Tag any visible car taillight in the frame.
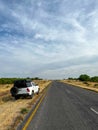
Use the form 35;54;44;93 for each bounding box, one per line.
27;88;30;92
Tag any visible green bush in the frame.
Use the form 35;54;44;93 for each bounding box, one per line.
91;76;98;82
20;108;29;114
78;74;90;81
0;77;43;84
0;78;18;84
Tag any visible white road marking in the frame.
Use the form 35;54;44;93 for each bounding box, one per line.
90;107;98;115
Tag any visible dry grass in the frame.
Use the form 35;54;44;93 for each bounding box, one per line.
61;79;98;92
33;80;51;91
0;84;12;104
0;80;51;130
0;84;12;92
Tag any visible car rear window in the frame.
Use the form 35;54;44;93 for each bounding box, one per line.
14;80;27;88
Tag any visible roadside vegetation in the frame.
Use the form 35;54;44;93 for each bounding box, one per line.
68;74;98;82
1;75;98;129
0;78;51;130
62;74;98;92
0;77;42;84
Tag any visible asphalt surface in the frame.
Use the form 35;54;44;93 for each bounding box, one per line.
22;81;98;130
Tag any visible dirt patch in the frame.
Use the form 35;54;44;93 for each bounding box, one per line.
0;80;51;130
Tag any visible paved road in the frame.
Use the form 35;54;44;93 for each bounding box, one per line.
22;81;98;130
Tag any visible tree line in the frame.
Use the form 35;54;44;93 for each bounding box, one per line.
69;74;98;82
0;77;42;84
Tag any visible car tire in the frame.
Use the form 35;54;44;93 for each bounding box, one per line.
37;88;40;95
15;95;19;100
10;87;18;96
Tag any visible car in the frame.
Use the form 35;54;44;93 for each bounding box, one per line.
10;79;40;99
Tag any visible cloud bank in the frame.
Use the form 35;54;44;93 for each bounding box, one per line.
0;0;98;79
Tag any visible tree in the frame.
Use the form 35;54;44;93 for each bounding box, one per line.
91;76;98;82
78;74;90;81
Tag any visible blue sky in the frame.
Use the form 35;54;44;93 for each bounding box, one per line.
0;0;98;79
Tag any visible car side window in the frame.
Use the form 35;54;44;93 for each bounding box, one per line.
26;82;32;87
32;82;36;86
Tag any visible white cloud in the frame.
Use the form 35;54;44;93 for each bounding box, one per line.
0;0;98;79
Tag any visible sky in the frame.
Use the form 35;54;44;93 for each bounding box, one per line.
0;0;98;79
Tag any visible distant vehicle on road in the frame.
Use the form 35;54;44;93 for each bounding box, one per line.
10;79;40;99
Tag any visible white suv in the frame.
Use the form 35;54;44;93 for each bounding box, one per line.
10;79;40;99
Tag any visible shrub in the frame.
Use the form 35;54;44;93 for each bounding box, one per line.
83;81;90;86
20;108;29;114
78;74;90;81
91;76;98;82
94;84;98;88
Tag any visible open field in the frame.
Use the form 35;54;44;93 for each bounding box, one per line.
61;80;98;92
1;79;98;130
0;80;51;130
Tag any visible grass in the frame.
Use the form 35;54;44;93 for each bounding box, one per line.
2;95;13;102
83;81;90;86
61;79;98;92
20;108;29;114
0;80;51;130
8;115;24;130
94;84;98;88
0;84;12;92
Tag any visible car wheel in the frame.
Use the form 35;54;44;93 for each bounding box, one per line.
37;88;40;95
15;95;19;100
